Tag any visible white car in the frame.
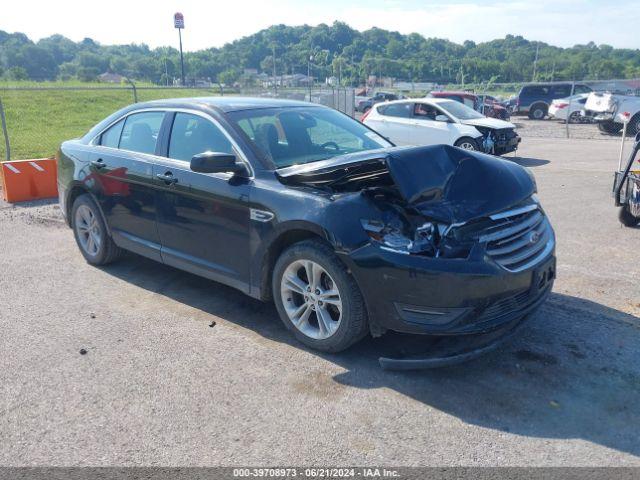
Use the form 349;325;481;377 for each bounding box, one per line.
362;98;521;155
548;93;590;123
584;92;640;135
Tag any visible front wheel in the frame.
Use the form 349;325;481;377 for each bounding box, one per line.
619;206;640;227
272;240;368;352
454;137;480;151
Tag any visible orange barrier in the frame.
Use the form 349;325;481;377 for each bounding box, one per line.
0;158;58;203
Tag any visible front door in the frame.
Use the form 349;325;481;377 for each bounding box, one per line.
153;112;252;292
410;103;455;146
86;110;166;261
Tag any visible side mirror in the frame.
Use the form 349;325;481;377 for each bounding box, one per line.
435;115;450;123
190;152;247;175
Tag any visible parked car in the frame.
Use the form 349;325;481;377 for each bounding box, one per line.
514;83;592;119
584;92;640;135
356;91;400;113
363;98;521;155
548;93;592;123
429;91;510;120
57;97;554;365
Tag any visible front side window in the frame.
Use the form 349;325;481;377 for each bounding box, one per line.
100;119;125;148
413;103;439;120
229;107;392;168
379;103;413;118
168;113;233;161
119;112;165;155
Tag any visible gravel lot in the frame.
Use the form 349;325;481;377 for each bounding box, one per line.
1;120;639;467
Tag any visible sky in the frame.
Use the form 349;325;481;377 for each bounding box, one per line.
2;0;639;51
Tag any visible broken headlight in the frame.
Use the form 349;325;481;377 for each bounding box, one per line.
361;219;439;256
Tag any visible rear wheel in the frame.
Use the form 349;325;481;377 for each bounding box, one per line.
272;240;368;352
454;137;479;151
528;104;547;120
619;206;640;227
569;111;582;123
598;121;623;135
71;194;123;265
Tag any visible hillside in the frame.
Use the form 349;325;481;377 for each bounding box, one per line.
1;22;640;85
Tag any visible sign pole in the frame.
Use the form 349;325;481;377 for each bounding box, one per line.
178;28;185;86
174;12;186;86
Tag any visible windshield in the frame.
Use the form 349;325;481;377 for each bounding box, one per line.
436;100;485;120
227;107;392;168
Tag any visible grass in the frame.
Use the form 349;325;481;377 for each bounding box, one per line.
0;82;223;160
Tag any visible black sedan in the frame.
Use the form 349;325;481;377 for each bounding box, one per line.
57;97;555;364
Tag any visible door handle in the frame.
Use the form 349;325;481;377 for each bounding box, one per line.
157;172;178;185
91;159;106;169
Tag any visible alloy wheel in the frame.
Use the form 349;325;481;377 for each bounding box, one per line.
75;204;102;257
458;141;476;150
280;259;342;340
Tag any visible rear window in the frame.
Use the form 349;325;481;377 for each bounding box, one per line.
378;103;413;118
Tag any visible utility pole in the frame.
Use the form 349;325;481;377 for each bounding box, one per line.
174;12;186;86
308;54;313;101
272;44;278;96
532;43;539;82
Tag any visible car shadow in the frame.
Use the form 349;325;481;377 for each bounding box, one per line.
100;253;640;459
510;156;550;167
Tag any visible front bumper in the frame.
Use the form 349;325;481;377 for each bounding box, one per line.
340;244;555;337
494;135;521;155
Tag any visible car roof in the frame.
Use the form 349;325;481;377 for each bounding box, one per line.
431;91;477;99
130;96;319;113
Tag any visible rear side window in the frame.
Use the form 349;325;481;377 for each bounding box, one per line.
522;86;549;96
551;85;571;97
378;103;413;118
119;112;165;155
168;113;233;161
100;119;125;148
574;85;592;94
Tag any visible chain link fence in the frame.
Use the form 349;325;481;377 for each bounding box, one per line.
0;83;355;161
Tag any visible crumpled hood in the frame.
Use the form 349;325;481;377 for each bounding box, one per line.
462;117;515;129
277;145;535;224
385;145;535;223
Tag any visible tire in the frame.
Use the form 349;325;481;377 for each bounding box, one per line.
598;121;623;135
568;111;582;124
528;104;547;120
454;137;480;151
629;114;640;136
619;206;640;227
71;194;123;265
272;239;368;352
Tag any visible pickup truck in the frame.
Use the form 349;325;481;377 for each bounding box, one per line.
584;92;640;135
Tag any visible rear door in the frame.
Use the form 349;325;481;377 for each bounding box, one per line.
153;111;252;292
370;103;414;145
87;110;166;261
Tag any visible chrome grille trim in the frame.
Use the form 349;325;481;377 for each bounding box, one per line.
458;205;554;273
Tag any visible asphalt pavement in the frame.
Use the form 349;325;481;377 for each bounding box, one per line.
0;129;639;466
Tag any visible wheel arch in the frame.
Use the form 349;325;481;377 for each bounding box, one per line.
256;222;334;302
65;183;111;236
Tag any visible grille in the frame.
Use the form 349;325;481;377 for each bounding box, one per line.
459;205;554;272
476;284;552;324
495;128;517;142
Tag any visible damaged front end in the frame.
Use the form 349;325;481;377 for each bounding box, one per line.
276;145;553;369
277;144;537;259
